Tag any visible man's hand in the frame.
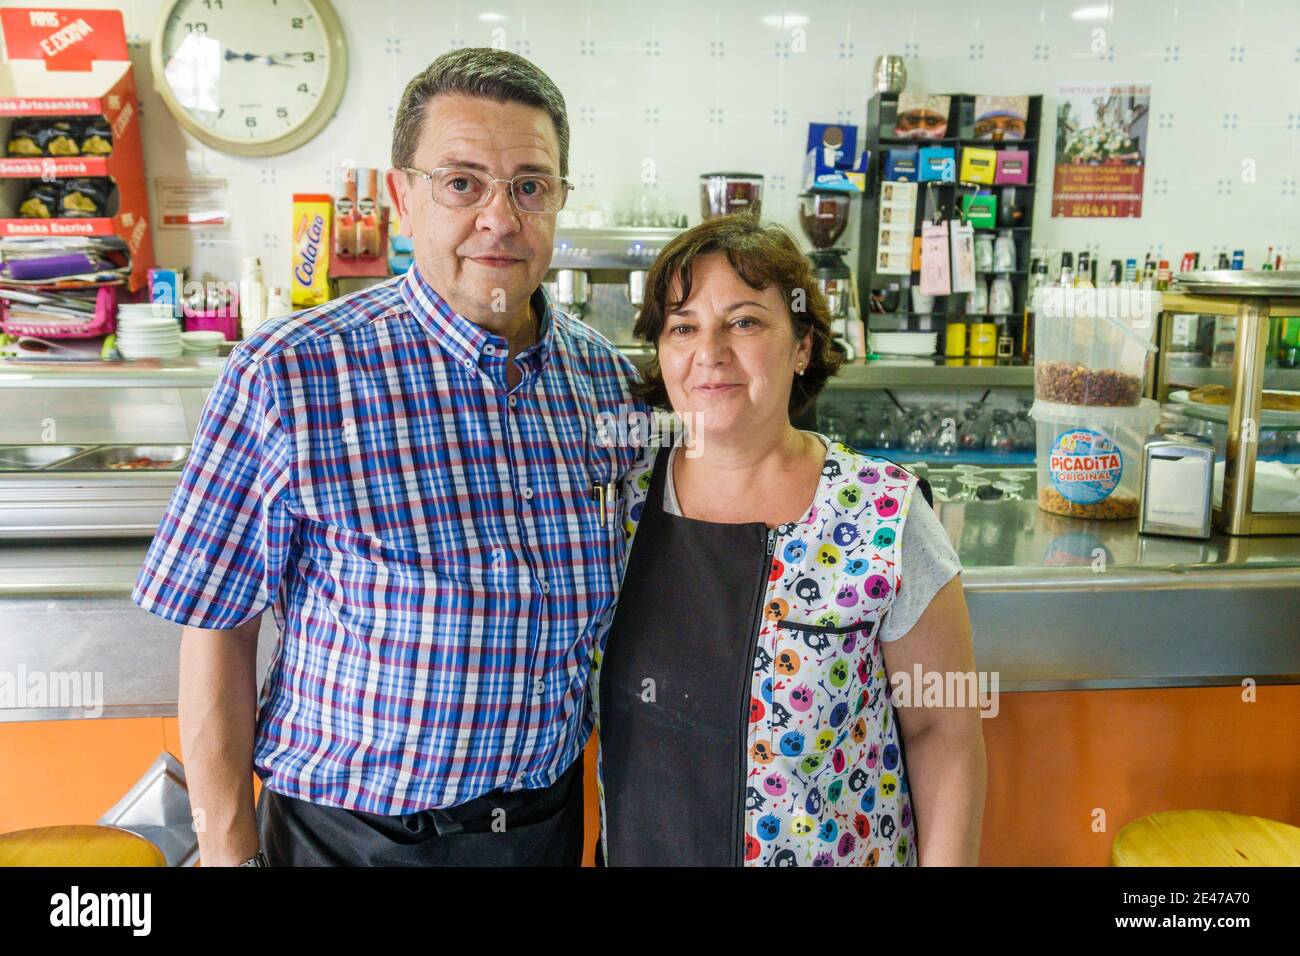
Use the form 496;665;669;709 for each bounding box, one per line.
179;615;262;866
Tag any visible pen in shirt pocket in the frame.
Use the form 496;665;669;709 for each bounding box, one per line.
589;478;616;525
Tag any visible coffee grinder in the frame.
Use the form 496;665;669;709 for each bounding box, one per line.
797;191;860;358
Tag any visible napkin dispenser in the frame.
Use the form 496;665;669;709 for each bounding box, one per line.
1139;435;1214;539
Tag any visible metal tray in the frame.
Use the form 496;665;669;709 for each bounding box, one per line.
1168;389;1300;428
50;444;190;471
1173;270;1300;297
0;444;89;470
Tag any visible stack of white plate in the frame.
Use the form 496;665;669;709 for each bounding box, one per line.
180;330;225;357
116;304;182;359
871;331;938;358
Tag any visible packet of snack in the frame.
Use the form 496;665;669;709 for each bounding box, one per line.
59;177;111;218
40;120;81;156
19;181;61;218
291;193;333;306
79;118;114;156
7;120;43;157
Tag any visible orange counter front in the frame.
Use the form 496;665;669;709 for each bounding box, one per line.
4;683;1298;866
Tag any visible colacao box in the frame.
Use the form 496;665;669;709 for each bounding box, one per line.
292;193;332;306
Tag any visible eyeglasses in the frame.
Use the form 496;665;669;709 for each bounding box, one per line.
403;165;574;215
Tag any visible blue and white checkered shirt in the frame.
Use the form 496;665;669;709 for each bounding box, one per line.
133;265;644;814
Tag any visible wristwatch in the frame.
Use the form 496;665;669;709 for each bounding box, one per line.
238;851;270;867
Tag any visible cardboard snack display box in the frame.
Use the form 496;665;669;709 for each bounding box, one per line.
0;7;154;291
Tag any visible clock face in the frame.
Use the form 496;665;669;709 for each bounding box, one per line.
157;0;341;151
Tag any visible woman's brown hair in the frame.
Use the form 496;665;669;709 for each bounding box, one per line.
631;213;843;415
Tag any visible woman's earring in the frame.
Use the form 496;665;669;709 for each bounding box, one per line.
796;363;806;375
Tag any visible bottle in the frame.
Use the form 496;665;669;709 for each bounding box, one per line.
996;317;1015;363
993;230;1016;272
1021;257;1047;363
1058;251;1075;287
265;286;293;321
1217;252;1230;271
1076;255;1095;289
1156;260;1171;291
1263;245;1274;271
989;274;1014;315
1123;258;1138;286
1106;260;1122;287
238;256;267;339
1075;251;1091;287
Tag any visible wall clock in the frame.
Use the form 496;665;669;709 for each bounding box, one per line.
151;0;348;157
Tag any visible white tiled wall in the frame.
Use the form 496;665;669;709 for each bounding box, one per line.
12;0;1300;285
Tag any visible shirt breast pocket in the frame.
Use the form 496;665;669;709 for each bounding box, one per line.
577;442;625;574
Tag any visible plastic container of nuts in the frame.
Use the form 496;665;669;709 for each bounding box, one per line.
1031;398;1162;519
1033;287;1162;406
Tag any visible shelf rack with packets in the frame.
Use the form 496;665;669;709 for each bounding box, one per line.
856;92;1043;342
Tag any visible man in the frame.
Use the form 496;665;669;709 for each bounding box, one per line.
132;48;644;866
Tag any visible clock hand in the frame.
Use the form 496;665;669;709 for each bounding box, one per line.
222;49;295;67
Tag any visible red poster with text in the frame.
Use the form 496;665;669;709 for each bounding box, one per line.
1051;82;1151;219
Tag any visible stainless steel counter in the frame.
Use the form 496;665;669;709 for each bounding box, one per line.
938;500;1300;690
1;501;1297;722
0;539;279;722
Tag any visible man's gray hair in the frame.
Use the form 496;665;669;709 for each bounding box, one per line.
391;47;570;177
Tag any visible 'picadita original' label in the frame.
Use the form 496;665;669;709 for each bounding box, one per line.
1049;428;1122;504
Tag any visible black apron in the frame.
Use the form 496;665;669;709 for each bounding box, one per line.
256;757;584;866
599;446;775;866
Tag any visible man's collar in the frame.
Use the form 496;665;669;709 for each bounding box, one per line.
399;263;553;374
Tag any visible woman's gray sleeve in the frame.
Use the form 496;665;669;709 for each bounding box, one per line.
878;492;963;642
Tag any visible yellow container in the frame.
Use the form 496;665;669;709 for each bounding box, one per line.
969;321;997;357
944;319;967;357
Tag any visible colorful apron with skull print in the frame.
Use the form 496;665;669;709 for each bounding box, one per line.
593;438;921;866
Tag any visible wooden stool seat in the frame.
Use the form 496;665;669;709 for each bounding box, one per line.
0;825;165;867
1112;810;1300;867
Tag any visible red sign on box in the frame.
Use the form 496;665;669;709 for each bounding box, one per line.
0;8;129;71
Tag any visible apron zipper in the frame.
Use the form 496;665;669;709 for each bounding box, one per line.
735;525;777;866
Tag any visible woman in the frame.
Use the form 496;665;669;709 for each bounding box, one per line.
593;215;986;866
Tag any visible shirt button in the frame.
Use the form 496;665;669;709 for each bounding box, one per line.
516;771;527;786
521;486;534;500
539;578;550;594
508;395;517;407
484;344;496;355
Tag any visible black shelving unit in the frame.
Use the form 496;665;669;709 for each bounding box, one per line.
856;92;1044;353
